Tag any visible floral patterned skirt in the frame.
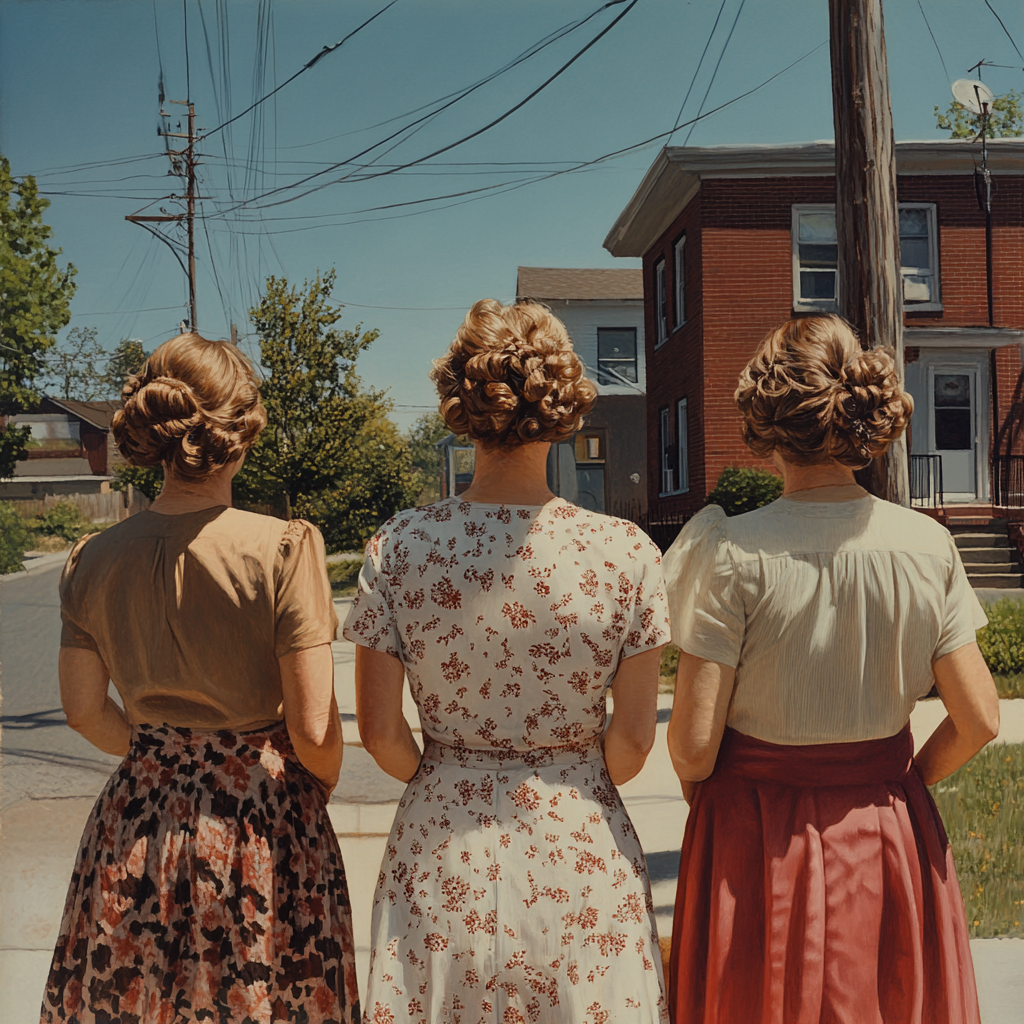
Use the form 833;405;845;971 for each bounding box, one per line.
366;740;668;1024
40;722;360;1024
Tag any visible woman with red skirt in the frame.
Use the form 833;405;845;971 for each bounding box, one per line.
663;315;999;1024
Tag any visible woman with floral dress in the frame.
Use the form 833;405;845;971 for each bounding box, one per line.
42;332;360;1023
345;299;671;1024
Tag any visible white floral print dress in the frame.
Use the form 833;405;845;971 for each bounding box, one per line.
343;497;671;1024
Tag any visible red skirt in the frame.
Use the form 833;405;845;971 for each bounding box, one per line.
40;722;360;1024
668;726;979;1024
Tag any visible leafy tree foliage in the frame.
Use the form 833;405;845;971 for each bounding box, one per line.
237;271;415;548
706;466;783;516
0;156;77;476
935;90;1023;139
40;326;107;400
0;501;31;573
110;464;164;501
406;411;455;505
104;339;149;397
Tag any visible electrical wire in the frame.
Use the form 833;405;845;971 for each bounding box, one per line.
917;0;950;82
204;0;400;139
70;305;183;317
982;0;1024;63
670;0;728;136
681;0;747;146
212;0;640;218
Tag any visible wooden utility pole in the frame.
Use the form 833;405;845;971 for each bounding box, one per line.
126;99;201;333
828;0;909;505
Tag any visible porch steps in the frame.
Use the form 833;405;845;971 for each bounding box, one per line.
948;518;1023;590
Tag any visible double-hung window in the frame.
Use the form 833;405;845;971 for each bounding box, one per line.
792;203;941;311
654;259;668;347
675;398;689;493
673;235;686;329
659;406;675;494
659;401;688;496
596;328;638;386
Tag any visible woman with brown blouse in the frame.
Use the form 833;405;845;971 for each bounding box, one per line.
40;333;360;1024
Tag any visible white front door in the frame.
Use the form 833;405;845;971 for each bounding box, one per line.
927;361;982;501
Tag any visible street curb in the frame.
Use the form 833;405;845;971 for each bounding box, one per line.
0;551;69;585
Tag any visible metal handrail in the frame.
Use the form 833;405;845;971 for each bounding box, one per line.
994;455;1024;508
910;454;943;508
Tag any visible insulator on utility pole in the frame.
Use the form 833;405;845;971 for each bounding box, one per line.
828;0;909;506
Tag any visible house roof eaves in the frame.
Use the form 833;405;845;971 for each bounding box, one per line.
44;396;120;430
604;139;1024;258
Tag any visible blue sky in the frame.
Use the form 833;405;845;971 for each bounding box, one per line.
2;0;1021;427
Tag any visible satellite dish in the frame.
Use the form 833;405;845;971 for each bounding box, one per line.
952;79;995;115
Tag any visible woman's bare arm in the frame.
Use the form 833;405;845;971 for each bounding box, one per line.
667;651;736;799
355;645;421;782
59;647;131;756
915;642;999;786
605;647;663;785
279;643;344;797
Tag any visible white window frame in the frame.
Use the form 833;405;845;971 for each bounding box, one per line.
673;235;686;330
654;259;668;348
659;406;674;495
791;203;943;313
898;203;942;311
596;327;638;387
676;398;689;493
791;204;839;312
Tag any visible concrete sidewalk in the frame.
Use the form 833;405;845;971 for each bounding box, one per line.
2;607;1022;1022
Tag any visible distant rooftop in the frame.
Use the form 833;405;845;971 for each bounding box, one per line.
516;266;643;302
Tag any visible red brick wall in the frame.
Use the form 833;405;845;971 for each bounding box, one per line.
642;172;1024;512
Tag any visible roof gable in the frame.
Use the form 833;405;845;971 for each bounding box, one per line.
516;266;643;301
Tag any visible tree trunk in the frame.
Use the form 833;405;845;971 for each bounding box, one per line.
828;0;909;505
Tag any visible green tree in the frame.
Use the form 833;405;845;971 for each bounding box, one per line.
706;466;783;516
406;411;454;505
0;156;77;476
104;338;148;397
935;89;1023;139
110;464;164;502
40;325;107;400
237;270;415;547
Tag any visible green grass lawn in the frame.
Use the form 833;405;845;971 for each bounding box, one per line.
931;743;1024;938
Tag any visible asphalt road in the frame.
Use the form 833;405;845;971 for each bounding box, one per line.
0;561;404;811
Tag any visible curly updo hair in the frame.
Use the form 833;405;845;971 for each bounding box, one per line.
112;332;267;479
431;299;597;449
735;315;913;468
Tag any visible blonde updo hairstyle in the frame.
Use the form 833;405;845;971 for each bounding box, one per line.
431;299;597;449
112;332;267;479
735;315;913;467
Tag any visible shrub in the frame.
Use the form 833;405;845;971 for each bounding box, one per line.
327;557;364;595
705;467;783;517
978;599;1024;676
36;500;92;543
111;465;163;501
0;502;32;573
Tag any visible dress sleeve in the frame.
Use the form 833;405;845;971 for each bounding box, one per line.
341;522;402;659
621;532;671;658
934;532;989;661
274;519;339;658
59;534;100;652
661;505;744;668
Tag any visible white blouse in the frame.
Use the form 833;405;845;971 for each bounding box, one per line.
663;496;988;745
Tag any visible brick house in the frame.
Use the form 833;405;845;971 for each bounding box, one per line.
604;140;1024;529
516;267;648;514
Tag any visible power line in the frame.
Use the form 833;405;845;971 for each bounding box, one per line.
670;0;728;136
682;0;747;147
982;0;1024;63
70;305;184;317
204;0;400;139
917;0;950;82
214;0;641;218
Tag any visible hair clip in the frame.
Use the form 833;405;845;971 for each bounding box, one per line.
850;418;873;442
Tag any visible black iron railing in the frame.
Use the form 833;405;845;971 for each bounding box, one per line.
910;454;943;508
610;501;693;552
994;455;1024;508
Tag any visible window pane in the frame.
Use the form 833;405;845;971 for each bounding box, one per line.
798;243;838;268
597;328;637;384
935;409;972;450
899;207;929;236
934;373;971;408
900;237;930;270
903;274;932;303
798;212;836;242
800;270;836;299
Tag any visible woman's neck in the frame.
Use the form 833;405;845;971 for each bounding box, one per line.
458;441;555;506
774;454;867;501
149;464;235;515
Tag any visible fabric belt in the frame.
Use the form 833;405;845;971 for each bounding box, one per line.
422;738;604;770
714;724;914;788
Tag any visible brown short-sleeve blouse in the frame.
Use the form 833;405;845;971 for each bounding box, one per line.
59;506;338;730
